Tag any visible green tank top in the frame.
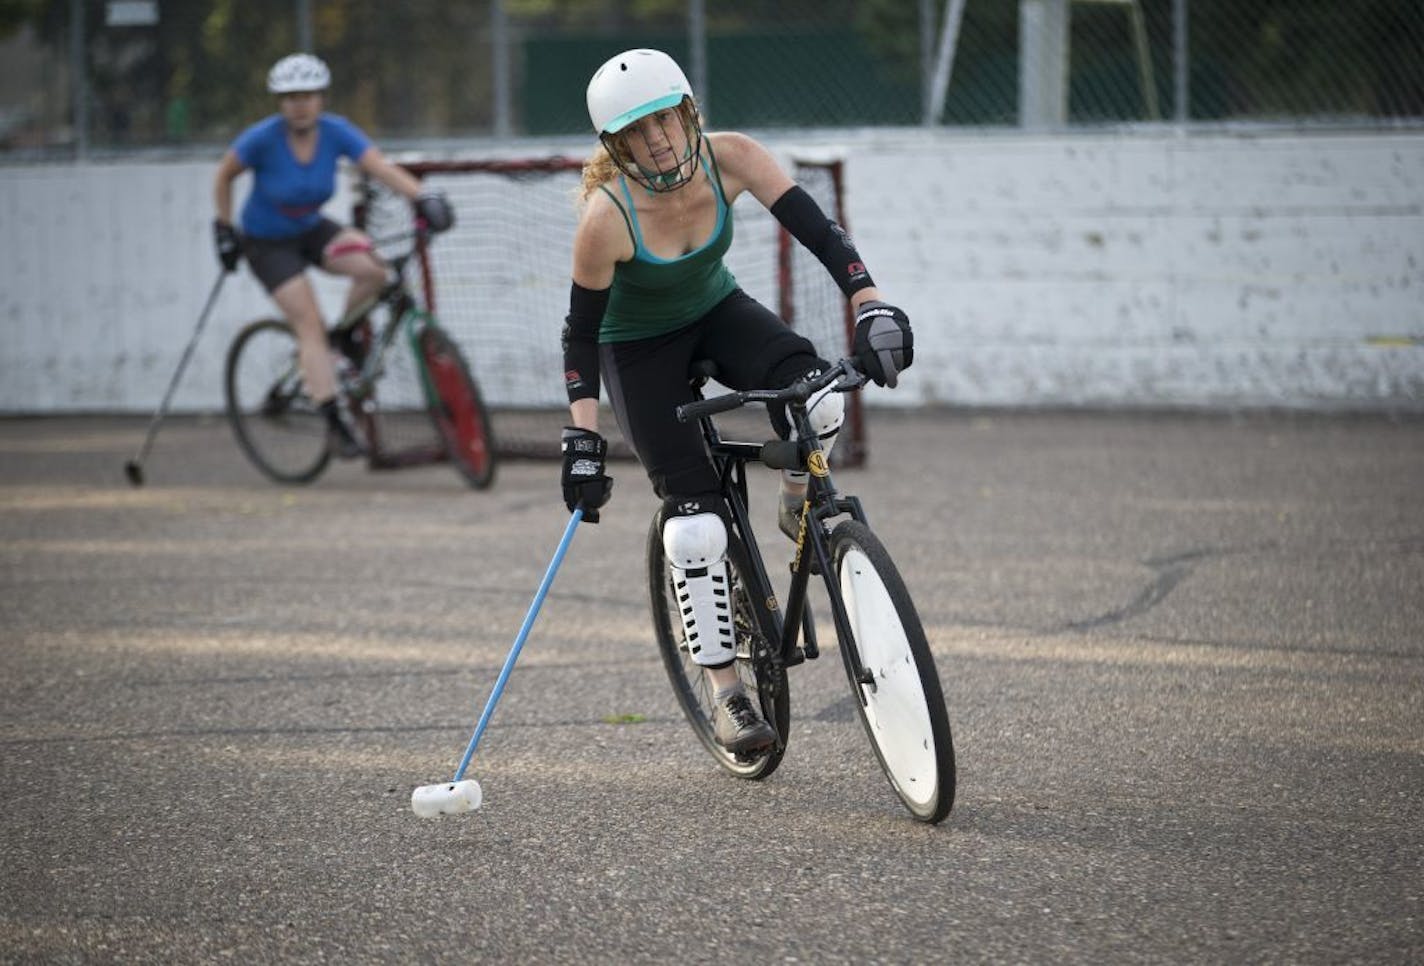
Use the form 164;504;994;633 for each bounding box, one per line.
597;145;738;344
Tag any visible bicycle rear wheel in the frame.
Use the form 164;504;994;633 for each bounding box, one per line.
830;520;955;823
224;318;331;485
415;323;496;489
647;511;790;780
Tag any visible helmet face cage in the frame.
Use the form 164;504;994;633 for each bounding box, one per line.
600;98;704;193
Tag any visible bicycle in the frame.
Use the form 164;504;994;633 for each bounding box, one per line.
223;229;496;488
647;358;956;823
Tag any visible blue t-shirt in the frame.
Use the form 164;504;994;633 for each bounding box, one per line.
232;113;371;239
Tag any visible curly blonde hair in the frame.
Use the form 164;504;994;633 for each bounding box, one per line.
578;144;621;203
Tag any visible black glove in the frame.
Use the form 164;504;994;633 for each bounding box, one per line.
853;300;913;388
414;192;454;233
213;219;242;273
560;427;613;522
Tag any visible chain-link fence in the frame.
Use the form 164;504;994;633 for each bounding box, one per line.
2;0;1422;158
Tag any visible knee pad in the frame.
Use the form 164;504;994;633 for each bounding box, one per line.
782;382;844;485
801;382;845;443
662;507;726;568
322;230;375;260
662;510;735;666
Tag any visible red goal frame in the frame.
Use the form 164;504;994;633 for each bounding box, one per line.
356;155;865;466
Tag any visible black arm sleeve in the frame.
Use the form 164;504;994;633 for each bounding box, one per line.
562;282;610;404
769;185;875;298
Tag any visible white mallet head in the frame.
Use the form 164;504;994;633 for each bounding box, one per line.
411;779;483;818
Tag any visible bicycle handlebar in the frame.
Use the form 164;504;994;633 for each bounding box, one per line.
676;391;747;421
675;358;865;423
373;222;445;282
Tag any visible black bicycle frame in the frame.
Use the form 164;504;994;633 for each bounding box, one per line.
325;237;447;470
330;249;418;388
696;387;872;684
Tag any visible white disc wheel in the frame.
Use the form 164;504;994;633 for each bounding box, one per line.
832;520;955;822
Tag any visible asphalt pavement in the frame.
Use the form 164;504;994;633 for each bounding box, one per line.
1;409;1421;964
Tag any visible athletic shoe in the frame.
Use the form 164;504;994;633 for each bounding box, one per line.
778;497;803;541
713;690;776;754
329;321;369;368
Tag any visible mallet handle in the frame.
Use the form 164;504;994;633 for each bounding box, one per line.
452;507;584;781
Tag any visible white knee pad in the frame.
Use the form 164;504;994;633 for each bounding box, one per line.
662;512;735;666
784;383;845;484
806;382;845;438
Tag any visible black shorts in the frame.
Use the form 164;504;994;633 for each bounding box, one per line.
243;218;344;293
601;289;827;500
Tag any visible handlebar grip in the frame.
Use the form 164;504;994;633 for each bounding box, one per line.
676;392;746;423
758;440;802;471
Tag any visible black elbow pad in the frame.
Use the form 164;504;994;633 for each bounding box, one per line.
770;185;874;297
563;282;609;403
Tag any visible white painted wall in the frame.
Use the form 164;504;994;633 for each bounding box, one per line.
2;128;1421;413
841;129;1424;408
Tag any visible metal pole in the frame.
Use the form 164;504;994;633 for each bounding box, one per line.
919;0;933;126
1128;1;1160;120
689;0;707;119
492;0;511;137
1173;0;1188;124
927;0;969;127
70;0;87;160
1019;0;1069;130
297;0;313;51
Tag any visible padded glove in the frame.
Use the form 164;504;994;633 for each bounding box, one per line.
414;192;455;233
853;300;913;388
560;427;613;522
213;220;242;273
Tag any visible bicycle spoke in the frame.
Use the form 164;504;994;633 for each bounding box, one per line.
224;318;331;485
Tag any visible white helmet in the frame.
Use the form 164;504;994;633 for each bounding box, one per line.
267;53;331;94
586;48;693;134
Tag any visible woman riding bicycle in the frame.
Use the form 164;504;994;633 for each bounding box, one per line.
558;48;914;755
212;52;452;457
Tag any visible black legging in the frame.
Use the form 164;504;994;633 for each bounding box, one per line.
601;289;828;500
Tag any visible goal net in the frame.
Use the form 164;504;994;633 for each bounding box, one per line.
356;155;864;465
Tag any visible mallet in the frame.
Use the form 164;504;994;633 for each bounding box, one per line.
124;272;227;486
412;507;584;817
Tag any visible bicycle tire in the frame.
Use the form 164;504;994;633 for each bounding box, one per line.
415;323;497;489
224;318;331;485
647;510;790;780
830;519;956;823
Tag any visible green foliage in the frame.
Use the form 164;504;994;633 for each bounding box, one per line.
0;0;45;41
4;0;1420;151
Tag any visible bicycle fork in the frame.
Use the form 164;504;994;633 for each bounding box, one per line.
784;462;879;698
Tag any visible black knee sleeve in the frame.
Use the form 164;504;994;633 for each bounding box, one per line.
662;492;730;527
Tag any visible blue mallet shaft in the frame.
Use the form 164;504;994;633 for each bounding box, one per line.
452;507;584;782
